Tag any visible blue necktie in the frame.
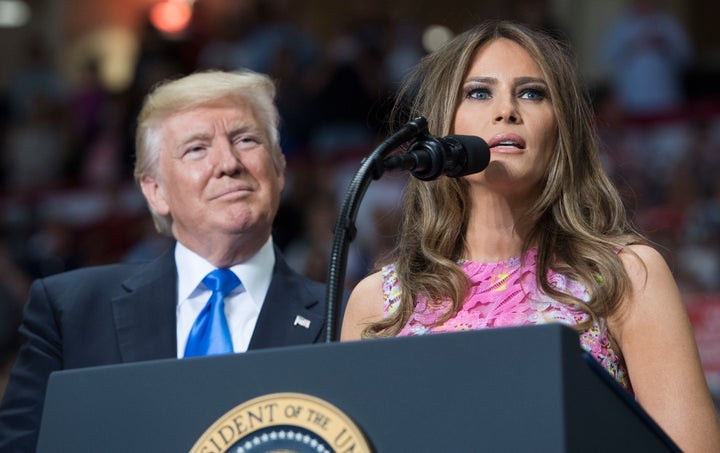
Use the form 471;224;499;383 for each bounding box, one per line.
184;269;241;357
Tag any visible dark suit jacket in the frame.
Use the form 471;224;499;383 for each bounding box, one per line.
0;244;339;452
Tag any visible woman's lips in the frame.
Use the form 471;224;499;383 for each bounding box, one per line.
487;133;526;152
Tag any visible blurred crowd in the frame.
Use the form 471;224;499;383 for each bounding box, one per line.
1;0;720;400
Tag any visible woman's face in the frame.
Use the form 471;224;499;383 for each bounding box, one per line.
454;37;557;197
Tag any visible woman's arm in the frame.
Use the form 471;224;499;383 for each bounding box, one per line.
610;244;720;452
340;271;386;341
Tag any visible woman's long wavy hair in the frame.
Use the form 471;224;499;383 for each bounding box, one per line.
364;20;644;338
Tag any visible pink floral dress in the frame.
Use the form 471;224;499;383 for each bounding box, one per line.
382;248;632;392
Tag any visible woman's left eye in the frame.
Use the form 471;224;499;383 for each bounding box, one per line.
519;88;547;101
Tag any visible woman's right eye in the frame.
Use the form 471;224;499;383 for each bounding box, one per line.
466;87;491;100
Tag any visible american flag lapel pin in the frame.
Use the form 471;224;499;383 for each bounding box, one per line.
293;315;311;329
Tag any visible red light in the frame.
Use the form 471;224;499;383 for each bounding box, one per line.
149;1;192;34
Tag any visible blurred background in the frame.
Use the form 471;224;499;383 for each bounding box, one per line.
1;0;719;406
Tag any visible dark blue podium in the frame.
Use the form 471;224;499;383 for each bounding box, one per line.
37;324;678;452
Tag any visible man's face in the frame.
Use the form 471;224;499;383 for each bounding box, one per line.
141;101;285;251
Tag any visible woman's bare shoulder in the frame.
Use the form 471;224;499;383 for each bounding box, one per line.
340;271;386;341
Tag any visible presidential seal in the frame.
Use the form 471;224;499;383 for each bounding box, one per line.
189;392;373;453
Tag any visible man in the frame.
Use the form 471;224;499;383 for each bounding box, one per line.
598;0;692;116
0;70;338;451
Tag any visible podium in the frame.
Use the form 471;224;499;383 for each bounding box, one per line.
37;324;679;452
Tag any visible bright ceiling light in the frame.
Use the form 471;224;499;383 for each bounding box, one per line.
422;25;454;54
0;0;31;28
149;0;192;35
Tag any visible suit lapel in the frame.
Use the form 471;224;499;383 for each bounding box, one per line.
111;248;178;362
248;248;325;349
109;244;327;357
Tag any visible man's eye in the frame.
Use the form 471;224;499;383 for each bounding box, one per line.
185;145;205;155
235;136;260;148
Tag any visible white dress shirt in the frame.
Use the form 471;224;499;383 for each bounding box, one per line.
175;238;275;357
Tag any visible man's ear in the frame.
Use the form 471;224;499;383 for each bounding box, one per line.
275;152;286;192
140;174;170;216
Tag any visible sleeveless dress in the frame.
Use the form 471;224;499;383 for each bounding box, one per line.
382;248;633;393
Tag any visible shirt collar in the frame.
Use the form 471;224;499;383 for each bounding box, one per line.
175;238;276;306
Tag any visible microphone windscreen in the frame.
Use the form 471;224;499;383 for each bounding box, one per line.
444;134;490;177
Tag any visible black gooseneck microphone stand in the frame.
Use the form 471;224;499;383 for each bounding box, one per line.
323;116;429;342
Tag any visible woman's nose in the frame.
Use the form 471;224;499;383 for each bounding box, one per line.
493;97;521;124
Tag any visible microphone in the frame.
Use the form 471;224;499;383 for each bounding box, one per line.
383;134;491;181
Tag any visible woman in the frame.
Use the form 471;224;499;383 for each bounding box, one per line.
340;20;720;452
